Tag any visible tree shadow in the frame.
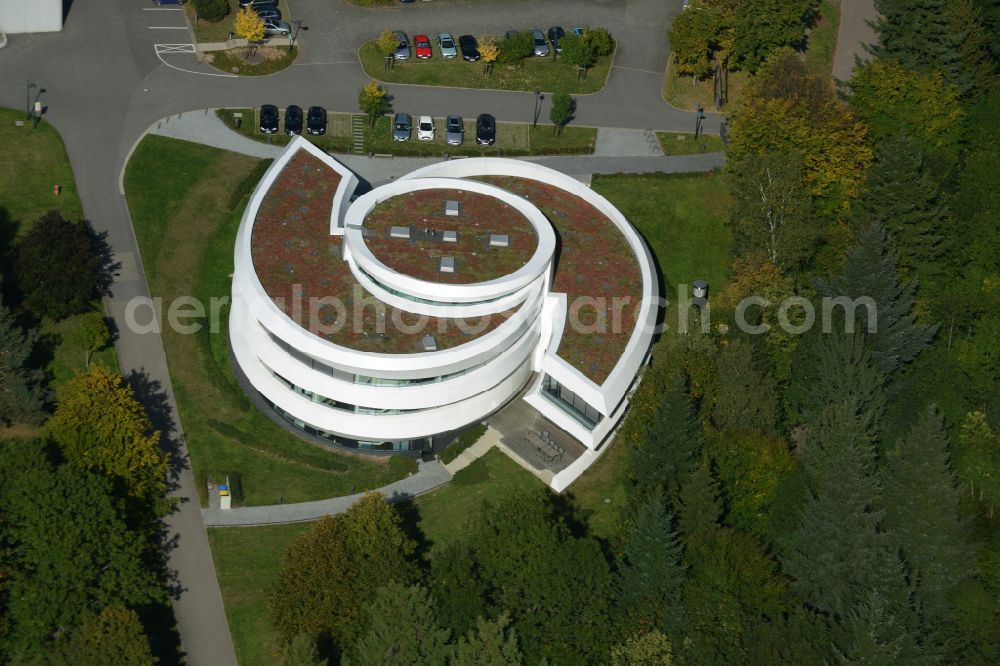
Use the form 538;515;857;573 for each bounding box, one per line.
138;600;185;666
124;368;187;490
87;222;120;298
392;498;432;569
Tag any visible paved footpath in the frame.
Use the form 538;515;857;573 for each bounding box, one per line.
204;460;452;526
833;0;880;82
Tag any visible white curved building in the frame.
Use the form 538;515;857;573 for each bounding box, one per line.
230;137;659;490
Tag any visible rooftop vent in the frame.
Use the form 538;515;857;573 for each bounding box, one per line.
445;200;460;217
390;225;411;239
440;256;455;273
421;335;437;352
442;230;458;243
489;234;510;247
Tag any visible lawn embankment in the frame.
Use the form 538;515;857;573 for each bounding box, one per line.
187;0;292;44
359;41;613;95
805;0;842;81
206;46;298;76
657;131;726;155
123;134;413;507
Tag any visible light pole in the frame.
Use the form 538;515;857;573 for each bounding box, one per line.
290;21;307;52
32;87;47;129
694;102;705;139
533;90;543;127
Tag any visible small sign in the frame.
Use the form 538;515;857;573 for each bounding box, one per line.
33;101;42;116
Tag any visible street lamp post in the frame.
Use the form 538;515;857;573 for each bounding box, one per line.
533;90;543;127
26;80;36;119
695;102;704;139
290;21;307;52
32;87;47;129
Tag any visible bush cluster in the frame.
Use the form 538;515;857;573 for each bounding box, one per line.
194;0;229;22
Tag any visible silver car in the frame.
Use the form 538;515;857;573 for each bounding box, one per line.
437;33;457;59
393;31;410;60
263;19;290;37
445;115;464;145
532;29;549;57
392;113;412;142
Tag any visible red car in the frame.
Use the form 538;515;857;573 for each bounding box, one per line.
414;34;432;59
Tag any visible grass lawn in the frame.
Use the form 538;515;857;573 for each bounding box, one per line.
123;134;413;506
657;131;726;155
208;522;310;666
360;42;613;95
663;64;749;112
805;0;842;81
206;46;298;76
187;0;293;44
592;171;733;294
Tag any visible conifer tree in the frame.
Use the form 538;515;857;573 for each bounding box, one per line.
283;634;327;666
450;613;523;666
883;405;971;619
855;134;950;278
614;489;687;640
711;339;779;434
349;583;451;666
0;292;46;425
677;460;723;537
815;221;936;381
872;0;968;91
628;368;703;500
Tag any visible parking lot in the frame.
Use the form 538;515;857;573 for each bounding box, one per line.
285;0;677;73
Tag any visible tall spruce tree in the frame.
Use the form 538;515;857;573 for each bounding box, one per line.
628;368;703;500
450;613;523;666
0;292;46;425
677;460;724;537
872;0;968;91
883;405;971;619
711;339;780;434
815;221;936;381
348;583;451;666
614;489;687;640
855;133;950;278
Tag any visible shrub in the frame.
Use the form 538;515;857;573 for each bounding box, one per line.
194;0;228;22
439;423;487;464
586;27;615;56
561;33;598;69
497;31;534;65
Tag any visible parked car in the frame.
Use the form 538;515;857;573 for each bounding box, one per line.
263;19;290;37
445;115;464;145
417;116;435;141
153;0;186;5
306;106;327;135
437;33;458;58
254;6;281;21
548;26;566;53
413;34;432;59
284;105;303;135
476;113;496;145
238;0;275;8
531;30;549;57
392;113;412;141
259;104;279;134
459;34;480;61
572;27;586;37
393;31;410;60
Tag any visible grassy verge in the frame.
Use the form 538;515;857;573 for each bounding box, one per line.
663;64;749;112
215;108;354;154
208;523;310;666
206;46;298;76
123;135;413;506
438;423;487;465
360;42;613;95
187;0;292;44
0;107;116;396
657;131;726;155
805;0;842;81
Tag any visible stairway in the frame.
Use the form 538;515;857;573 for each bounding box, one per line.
351;115;365;154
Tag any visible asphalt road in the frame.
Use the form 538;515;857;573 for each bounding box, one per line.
0;0;703;664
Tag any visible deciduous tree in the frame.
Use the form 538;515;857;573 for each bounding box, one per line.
65;309;111;367
61;605;157;666
610;629;673;666
13;211;99;320
49;365;168;504
496;32;533;64
234;5;265;57
358;80;391;129
731;0;816;72
668;0;724;78
560;33;597;70
193;0;228;23
376;30;398;58
548;92;575;136
283;634;327;666
954;411;1000;518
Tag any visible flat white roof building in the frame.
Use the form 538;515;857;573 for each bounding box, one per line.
229;138;659;491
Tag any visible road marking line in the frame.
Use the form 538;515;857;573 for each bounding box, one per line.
149;26;189;29
611;64;664;75
143;7;184;9
154;44;238;77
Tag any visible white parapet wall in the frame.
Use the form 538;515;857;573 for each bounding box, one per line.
0;0;62;34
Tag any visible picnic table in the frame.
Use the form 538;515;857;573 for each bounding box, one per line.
526;431;562;463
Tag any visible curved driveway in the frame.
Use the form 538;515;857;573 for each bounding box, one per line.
0;1;701;664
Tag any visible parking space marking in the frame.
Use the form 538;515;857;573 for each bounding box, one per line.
154;44;238;77
149;26;189;29
143;6;184;9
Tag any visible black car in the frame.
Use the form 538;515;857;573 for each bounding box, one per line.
259;104;279;134
284;105;303;135
306;106;327;135
547;26;566;53
458;35;480;62
476;113;496;145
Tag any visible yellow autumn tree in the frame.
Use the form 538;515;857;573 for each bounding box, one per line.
718;256;799;354
234;5;265;56
50;364;169;503
377;30;398;58
728;48;872;219
478;35;499;76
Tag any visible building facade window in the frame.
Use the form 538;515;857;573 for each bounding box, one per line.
540;374;601;430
